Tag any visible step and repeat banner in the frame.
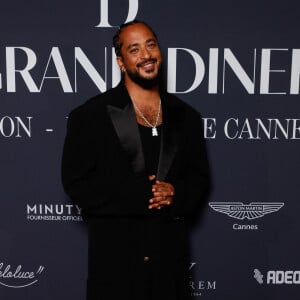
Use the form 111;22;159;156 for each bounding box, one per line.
1;1;299;299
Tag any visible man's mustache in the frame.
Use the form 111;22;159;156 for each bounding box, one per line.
136;58;157;68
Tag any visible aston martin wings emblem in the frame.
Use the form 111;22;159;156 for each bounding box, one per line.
209;202;284;220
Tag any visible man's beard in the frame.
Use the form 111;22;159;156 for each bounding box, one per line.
126;59;162;89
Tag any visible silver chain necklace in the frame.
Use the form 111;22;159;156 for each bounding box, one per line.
132;99;161;136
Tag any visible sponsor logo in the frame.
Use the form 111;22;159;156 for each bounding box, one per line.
209;202;284;220
0;262;44;288
189;262;217;297
254;269;300;285
209;202;284;230
254;269;264;284
26;204;83;222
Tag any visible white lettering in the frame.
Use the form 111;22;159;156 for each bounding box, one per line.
15;117;32;137
0;263;44;281
0;116;14;137
224;118;299;140
112;48;121;87
6;47;39;92
27;205;37;214
260;49;288;94
224;118;239;139
208;48;218;93
0;116;31;138
223;48;256;94
238;119;255;139
290;49;300;94
202;118;216;139
1;47;300;94
233;224;258;230
167;48;205;93
74;47;107;92
39;47;73;92
291;119;300;139
95;0;138;28
207;281;216;290
267;270;300;284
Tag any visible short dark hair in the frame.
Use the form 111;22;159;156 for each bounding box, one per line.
113;20;158;57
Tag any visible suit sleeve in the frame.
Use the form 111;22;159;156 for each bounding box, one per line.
61;106;151;218
169;109;210;219
61;108;111;216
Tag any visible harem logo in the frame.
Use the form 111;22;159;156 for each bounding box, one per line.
209;202;284;220
0;262;44;288
26;204;83;222
189;262;216;297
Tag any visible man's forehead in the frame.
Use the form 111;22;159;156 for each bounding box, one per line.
119;24;157;44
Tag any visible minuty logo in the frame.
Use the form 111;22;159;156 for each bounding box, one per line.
0;262;44;288
26;204;83;222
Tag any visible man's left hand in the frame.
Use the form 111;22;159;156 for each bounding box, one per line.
148;176;175;210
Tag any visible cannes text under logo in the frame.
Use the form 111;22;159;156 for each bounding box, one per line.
209;202;284;220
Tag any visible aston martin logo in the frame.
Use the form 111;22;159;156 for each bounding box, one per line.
209;202;284;220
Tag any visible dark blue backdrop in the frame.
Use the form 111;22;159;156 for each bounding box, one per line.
1;1;300;299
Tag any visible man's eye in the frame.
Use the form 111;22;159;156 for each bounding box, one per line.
130;48;138;54
148;43;156;49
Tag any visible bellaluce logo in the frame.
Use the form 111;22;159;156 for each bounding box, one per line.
0;263;44;288
209;202;284;220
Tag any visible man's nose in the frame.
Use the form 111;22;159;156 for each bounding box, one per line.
140;47;151;59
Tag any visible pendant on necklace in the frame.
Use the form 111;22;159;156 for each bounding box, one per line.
152;127;158;136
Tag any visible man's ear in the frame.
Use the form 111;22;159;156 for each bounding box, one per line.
116;56;125;72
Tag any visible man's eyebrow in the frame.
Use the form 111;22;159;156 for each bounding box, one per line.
146;38;157;43
126;43;139;50
126;38;157;50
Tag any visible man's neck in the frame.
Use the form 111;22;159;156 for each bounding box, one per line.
124;77;160;106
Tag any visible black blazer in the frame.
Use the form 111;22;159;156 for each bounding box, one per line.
61;83;210;300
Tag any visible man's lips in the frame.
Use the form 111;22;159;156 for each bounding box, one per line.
137;58;157;68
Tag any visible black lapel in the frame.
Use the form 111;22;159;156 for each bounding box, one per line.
156;94;184;180
106;85;145;175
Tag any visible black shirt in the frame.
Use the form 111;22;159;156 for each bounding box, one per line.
138;124;162;176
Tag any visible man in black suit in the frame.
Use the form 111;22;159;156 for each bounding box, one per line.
62;20;209;300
